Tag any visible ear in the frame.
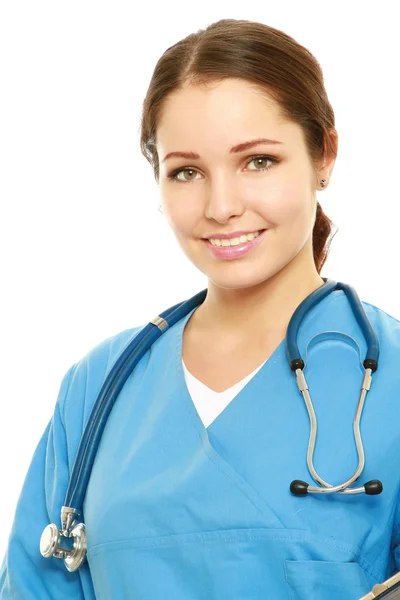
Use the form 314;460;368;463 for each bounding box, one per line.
318;128;338;181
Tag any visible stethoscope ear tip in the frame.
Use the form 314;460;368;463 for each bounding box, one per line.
290;480;309;496
364;480;383;495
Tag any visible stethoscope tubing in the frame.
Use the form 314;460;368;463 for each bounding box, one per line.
65;289;208;512
286;279;379;366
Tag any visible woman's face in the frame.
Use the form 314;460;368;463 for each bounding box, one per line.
156;78;324;290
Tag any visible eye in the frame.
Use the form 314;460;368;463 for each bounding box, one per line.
166;154;280;184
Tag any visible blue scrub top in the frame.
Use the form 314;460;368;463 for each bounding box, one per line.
2;288;400;599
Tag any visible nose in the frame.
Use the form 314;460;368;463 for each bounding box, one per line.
204;176;246;223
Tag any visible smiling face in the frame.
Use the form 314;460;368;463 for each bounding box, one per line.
156;78;326;292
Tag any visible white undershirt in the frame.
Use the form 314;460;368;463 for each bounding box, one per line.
182;358;267;428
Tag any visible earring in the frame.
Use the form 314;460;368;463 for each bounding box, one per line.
320;179;327;188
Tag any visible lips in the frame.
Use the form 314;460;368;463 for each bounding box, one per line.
203;228;268;260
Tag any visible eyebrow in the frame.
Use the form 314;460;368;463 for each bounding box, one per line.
161;137;283;163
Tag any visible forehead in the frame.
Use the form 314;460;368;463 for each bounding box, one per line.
156;78;301;151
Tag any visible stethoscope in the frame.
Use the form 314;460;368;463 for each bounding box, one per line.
39;278;382;572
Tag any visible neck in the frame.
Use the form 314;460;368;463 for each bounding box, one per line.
194;262;325;340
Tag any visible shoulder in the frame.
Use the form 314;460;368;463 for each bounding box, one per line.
323;288;400;360
60;323;146;430
361;297;400;330
358;296;400;352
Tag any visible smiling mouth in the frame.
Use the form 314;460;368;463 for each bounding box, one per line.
202;228;268;260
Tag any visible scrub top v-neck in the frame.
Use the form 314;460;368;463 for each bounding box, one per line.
182;351;267;429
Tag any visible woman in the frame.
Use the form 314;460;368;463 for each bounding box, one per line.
1;18;400;599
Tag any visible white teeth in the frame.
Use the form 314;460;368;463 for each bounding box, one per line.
209;230;262;247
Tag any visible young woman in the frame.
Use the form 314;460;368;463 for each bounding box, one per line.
2;18;400;600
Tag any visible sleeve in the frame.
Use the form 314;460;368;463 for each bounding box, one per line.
390;484;400;576
0;364;96;600
392;522;400;574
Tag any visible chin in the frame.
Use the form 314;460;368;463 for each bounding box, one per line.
209;270;278;290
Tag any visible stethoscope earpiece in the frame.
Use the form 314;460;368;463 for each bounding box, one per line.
290;480;309;496
364;480;383;495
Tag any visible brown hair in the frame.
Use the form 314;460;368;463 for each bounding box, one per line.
139;18;339;274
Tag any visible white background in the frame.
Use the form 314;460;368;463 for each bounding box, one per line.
0;1;399;559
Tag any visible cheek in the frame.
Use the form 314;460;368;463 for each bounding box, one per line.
259;183;311;224
161;190;202;233
163;203;195;237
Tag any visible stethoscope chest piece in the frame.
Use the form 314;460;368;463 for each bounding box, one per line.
40;520;86;572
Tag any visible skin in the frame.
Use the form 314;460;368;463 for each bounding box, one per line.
156;78;337;342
